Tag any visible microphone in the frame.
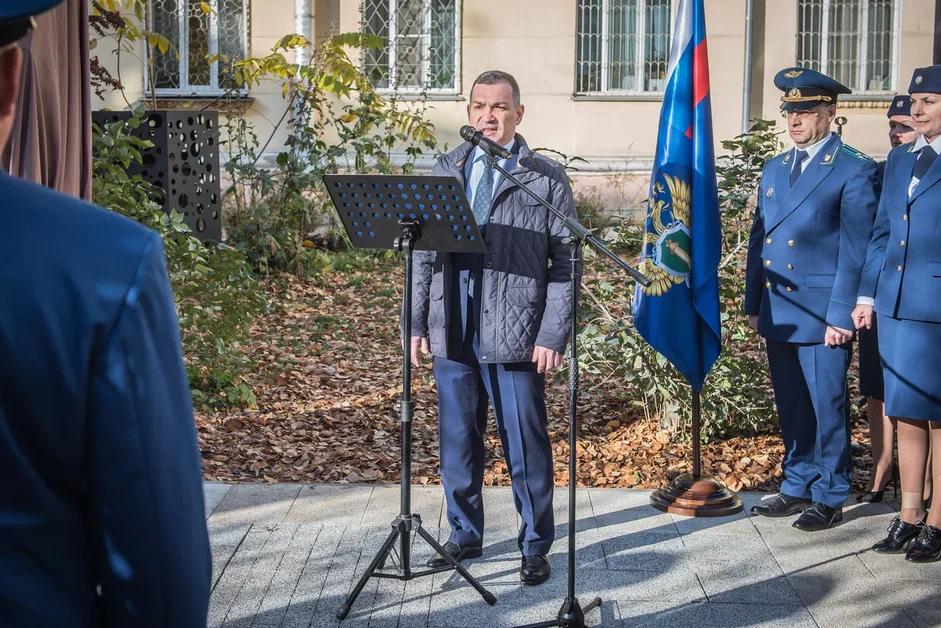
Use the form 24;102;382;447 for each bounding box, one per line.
459;125;513;159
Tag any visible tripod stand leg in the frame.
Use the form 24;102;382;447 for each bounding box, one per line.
582;597;601;614
415;525;497;605
337;526;400;620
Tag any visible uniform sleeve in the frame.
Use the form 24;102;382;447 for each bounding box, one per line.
535;167;580;353
744;184;766;316
86;233;211;628
858;158;892;300
826;158;880;328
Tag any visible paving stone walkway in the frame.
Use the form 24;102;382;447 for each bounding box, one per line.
202;483;941;627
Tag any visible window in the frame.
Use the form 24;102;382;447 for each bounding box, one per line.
575;0;674;96
796;0;898;94
360;0;461;93
147;0;248;96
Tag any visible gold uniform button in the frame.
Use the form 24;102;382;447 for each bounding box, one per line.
766;237;772;244
786;263;794;270
900;240;906;247
787;240;795;247
786;286;793;292
765;281;772;288
764;259;771;267
897;265;903;272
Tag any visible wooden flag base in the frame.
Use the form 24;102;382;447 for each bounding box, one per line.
650;473;743;517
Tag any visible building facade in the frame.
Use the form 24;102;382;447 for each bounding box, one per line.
96;0;937;208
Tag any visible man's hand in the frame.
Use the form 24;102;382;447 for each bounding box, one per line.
407;336;430;367
747;315;758;331
532;346;564;374
824;325;854;347
851;304;875;330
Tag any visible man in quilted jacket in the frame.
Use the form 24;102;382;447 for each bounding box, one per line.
409;69;580;586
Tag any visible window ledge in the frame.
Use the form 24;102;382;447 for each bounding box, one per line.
572;94;664;102
142;95;255;114
838;94;895;109
375;91;465;102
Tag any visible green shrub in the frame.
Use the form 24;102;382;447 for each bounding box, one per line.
577;120;785;441
222;33;437;277
92;108;266;408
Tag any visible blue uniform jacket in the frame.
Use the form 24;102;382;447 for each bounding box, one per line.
859;142;941;322
745;133;880;342
0;172;211;626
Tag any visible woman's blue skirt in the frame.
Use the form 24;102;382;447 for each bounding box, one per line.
878;313;941;421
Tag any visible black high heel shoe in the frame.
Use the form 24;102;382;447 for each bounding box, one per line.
905;524;941;563
857;463;900;503
872;515;923;553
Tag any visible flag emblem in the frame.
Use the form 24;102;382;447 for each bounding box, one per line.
641;174;692;295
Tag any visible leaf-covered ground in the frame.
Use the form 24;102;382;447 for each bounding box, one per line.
196;257;879;493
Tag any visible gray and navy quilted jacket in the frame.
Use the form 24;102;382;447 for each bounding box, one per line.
408;135;581;363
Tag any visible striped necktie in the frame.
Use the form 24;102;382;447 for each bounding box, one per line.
471;156;494;227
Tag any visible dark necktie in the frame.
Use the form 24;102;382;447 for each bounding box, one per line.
913;145;938;180
790;149;808;187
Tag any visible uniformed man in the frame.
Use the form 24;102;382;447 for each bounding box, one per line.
745;67;880;531
0;2;212;625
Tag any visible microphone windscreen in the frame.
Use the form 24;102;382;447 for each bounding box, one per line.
459;125;478;142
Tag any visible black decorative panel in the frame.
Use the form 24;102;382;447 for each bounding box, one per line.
93;109;222;242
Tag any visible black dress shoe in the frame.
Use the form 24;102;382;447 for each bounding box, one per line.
426;541;482;568
520;554;550;585
872;516;923;553
905;524;941;563
751;493;811;518
792;503;842;531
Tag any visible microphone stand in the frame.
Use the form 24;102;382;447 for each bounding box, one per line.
485;153;650;628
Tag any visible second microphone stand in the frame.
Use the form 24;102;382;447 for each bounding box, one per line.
485;154;650;628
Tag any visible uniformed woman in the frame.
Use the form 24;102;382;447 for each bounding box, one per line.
853;66;941;562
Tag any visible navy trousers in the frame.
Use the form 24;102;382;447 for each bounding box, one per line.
433;345;554;556
432;252;554;556
766;340;853;508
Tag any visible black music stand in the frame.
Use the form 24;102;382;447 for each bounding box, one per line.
323;174;497;621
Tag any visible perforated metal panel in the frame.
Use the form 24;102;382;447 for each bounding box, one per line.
93;110;222;242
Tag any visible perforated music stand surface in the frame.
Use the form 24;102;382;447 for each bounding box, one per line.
323;174;487;254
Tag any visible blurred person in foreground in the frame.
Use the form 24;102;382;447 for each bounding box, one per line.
0;1;212;625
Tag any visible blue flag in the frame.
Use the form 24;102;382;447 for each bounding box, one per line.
633;0;721;392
